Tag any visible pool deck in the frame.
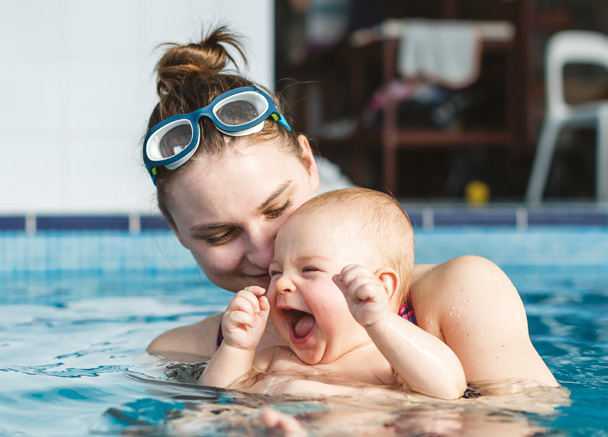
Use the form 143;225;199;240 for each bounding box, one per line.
1;200;607;233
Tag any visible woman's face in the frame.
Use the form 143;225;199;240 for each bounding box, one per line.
167;135;319;292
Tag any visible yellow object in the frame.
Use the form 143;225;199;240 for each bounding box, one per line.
465;180;490;206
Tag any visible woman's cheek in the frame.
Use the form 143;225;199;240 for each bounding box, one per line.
192;243;240;278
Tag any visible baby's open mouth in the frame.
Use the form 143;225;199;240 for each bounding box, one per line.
282;309;316;341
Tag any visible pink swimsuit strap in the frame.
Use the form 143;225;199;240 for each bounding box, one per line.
398;291;417;325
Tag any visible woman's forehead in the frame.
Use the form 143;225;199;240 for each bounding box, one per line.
168;146;304;224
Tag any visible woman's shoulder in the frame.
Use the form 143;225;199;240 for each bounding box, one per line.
412;255;506;296
147;312;224;361
410;256;519;320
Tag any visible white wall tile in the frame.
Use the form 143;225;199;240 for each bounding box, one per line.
65;135;155;213
0;0;274;214
0;0;67;58
0;137;67;212
65;58;148;134
0;59;66;133
65;0;142;57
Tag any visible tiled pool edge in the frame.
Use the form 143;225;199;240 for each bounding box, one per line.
1;207;607;233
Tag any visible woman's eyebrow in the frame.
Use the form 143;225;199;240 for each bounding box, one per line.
189;221;237;233
187;181;293;233
257;180;292;212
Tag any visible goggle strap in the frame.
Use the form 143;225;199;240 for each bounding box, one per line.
273;112;292;131
151;167;158;186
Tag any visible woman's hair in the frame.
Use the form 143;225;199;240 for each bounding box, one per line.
292;188;415;308
145;26;303;226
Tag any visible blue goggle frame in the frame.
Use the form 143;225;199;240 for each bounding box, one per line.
143;86;291;183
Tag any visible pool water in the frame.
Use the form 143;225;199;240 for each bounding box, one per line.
0;229;607;436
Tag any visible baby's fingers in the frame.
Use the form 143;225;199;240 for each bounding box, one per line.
232;289;264;313
225;310;255;328
259;295;270;313
242;286;266;296
337;264;375;286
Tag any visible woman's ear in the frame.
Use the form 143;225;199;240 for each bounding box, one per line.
297;135;319;193
374;267;400;305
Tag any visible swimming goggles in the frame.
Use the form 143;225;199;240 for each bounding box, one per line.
143;86;291;183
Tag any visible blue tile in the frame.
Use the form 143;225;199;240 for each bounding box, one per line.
528;212;608;226
0;216;26;231
140;215;170;230
37;216;129;231
434;210;517;226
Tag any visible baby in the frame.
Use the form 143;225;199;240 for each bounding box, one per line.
200;188;466;400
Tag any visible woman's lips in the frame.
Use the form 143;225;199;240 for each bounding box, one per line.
245;273;271;287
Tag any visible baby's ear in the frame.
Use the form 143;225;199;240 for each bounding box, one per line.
374;268;400;304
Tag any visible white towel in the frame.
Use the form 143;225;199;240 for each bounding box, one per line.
394;20;482;88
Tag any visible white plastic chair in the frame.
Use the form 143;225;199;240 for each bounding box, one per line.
526;30;608;204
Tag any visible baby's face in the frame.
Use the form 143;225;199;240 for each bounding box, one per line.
267;211;372;365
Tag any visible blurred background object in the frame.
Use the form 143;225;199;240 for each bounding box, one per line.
525;30;608;204
276;0;608;202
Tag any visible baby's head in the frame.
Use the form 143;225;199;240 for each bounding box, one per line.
276;187;414;307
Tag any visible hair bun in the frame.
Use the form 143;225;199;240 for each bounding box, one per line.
155;26;247;96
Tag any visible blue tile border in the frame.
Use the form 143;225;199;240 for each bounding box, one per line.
527;211;608;226
36;215;130;231
0;216;26;231
140;215;170;230
0;207;607;233
433;210;517;227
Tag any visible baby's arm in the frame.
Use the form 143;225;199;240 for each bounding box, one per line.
336;265;466;400
200;286;269;388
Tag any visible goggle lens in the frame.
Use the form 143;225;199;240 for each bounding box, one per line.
147;120;193;160
213;91;268;127
159;123;193;158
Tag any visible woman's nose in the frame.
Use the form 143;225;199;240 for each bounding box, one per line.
245;223;280;268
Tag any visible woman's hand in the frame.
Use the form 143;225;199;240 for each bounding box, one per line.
222;286;269;350
334;264;392;328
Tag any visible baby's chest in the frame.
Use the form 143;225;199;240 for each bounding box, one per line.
270;349;396;386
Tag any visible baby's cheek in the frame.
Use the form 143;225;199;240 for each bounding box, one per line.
265;284;278;312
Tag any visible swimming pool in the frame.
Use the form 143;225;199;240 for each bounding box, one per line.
0;225;607;436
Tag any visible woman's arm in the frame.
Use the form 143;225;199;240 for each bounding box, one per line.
413;255;558;386
147;311;224;361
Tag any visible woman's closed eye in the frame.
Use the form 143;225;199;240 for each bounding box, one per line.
203;228;236;245
265;200;293;219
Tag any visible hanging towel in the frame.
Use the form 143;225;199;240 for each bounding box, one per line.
389;19;483;89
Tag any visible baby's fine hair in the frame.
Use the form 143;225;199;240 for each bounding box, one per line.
294;188;415;306
145;26;303;226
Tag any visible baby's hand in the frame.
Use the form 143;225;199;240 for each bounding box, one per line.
222;286;269;350
334;264;392;328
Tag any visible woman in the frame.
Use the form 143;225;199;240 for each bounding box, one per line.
144;27;557;387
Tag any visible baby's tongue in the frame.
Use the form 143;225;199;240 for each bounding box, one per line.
294;314;316;338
